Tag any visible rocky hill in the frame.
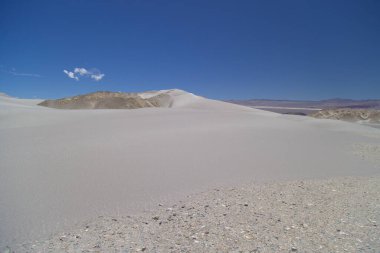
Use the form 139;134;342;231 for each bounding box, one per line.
310;109;380;124
227;98;380;110
38;90;176;109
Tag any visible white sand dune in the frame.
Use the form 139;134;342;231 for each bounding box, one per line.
0;90;379;248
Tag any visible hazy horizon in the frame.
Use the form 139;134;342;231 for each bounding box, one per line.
2;89;380;102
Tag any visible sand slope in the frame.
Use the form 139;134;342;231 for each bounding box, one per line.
0;90;379;248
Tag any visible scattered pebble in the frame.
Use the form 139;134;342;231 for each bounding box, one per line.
10;176;380;253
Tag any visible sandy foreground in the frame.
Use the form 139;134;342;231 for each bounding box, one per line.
1;90;380;251
13;176;380;253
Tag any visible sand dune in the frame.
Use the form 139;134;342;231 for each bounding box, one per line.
0;90;380;249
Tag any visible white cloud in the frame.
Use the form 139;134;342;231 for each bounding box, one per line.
74;68;89;76
91;73;105;81
63;70;79;80
63;67;104;81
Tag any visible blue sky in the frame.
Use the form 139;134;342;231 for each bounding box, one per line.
0;0;379;100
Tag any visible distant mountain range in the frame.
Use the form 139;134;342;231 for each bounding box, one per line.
226;98;380;110
227;98;380;127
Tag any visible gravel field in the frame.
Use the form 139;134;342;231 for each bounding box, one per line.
11;176;380;253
